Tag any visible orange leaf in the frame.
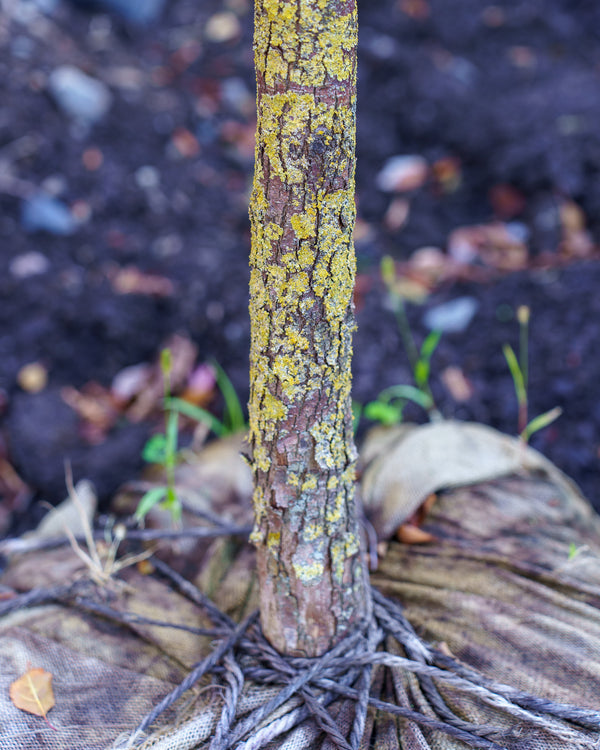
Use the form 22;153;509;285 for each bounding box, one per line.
10;667;55;721
397;523;436;545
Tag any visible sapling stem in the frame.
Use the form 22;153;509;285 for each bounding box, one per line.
381;256;420;372
503;306;561;442
160;349;180;522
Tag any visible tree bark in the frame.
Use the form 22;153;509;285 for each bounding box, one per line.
249;0;370;656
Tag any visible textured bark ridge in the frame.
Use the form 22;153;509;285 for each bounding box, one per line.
248;0;370;656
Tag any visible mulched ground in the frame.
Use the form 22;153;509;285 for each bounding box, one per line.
1;0;599;535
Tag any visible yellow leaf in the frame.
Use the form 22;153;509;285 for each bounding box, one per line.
9;667;55;721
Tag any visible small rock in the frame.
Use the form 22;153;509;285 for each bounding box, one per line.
134;165;160;189
21;194;76;235
17;362;48;393
82;147;104;171
151;233;182;258
221;77;253;115
424;296;479;333
48;65;112;124
9;251;50;278
40;174;68;196
71;199;93;224
205;12;241;43
376;155;428;193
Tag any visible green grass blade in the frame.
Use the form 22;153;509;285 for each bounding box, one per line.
135;486;167;521
521;406;562;442
213;361;246;432
503;343;526;406
377;384;433;411
415;330;441;389
364;400;403;426
166;397;226;437
165;408;179;460
160;348;172;400
351;400;362;434
421;329;442;361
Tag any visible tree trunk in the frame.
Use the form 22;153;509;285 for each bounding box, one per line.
248;0;370;656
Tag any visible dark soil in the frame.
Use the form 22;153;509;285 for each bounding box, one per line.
1;0;599;534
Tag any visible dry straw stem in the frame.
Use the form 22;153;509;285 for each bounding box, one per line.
62;464;154;587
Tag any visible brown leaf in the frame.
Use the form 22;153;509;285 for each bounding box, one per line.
384;197;410;231
441;365;473;403
10;667;55;721
432;156;461;194
109;265;175;297
399;0;430;20
447;222;528;270
61;383;119;440
397;523;436;545
170;127;200;158
376;154;428;193
489;184;526;219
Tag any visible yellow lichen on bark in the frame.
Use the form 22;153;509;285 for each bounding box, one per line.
256;0;357;87
249;0;369;656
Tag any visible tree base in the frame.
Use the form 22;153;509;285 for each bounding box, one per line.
1;429;600;748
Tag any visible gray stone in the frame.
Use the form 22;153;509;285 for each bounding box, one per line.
424;296;479;333
48;65;112;124
21;194;76;235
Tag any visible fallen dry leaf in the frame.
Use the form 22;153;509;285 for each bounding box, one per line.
170;127;200;158
125;334;198;422
10;667;55;724
400;0;430;20
376;154;428;193
61;383;119;441
559;200;594;259
360;421;563;540
110;265;175;297
384;197;410;231
441;365;474;403
489;184;526;219
432;156;462;194
397;523;436;545
179;362;217;407
447;222;528;271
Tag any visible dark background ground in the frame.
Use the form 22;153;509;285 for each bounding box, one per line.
1;0;599;534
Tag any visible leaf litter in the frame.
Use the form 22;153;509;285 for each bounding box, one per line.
9;667;56;729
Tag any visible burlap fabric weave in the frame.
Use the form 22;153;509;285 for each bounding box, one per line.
0;424;599;749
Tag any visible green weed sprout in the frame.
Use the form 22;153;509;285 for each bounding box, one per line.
136;348;181;524
380;255;421;372
503;305;562;442
135;353;245;524
364;331;442;426
363;256;442;426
